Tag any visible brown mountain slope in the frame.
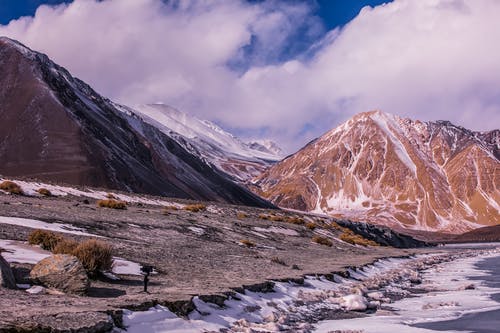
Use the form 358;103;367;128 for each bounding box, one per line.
254;111;499;233
0;37;272;207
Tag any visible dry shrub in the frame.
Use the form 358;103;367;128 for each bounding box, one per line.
97;199;127;210
37;188;52;196
269;215;285;222
312;235;333;247
340;231;379;247
285;216;305;225
258;214;269;220
271;257;287;266
164;205;178;211
0;181;23;195
237;212;248;219
306;222;317;230
240;239;256;248
184;204;206;212
106;193;117;199
28;230;63;251
52;238;79;254
27;230;114;277
73;239;113;277
329;222;342;230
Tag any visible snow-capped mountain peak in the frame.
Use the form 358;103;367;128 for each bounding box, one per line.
128;103;283;181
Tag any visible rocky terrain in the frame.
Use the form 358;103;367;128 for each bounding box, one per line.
0;179;435;332
254;111;499;233
0;37;269;207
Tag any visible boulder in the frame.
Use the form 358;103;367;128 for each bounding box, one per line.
30;254;89;295
0;253;16;289
339;294;368;311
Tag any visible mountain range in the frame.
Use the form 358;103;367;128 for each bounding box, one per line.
1;36;498;234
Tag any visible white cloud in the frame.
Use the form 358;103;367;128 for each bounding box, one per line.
1;0;499;152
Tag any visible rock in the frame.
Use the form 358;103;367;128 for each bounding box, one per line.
366;291;384;300
339;294;368;311
0;253;16;289
30;254;90;295
26;285;46;294
367;300;381;309
460;283;476;290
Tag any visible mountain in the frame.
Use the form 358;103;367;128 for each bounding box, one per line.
127;103;283;182
0;37;272;207
247;140;283;156
254;111;499;233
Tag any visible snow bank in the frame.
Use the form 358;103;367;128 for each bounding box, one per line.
112;258;143;276
253;226;299;236
0;216;96;236
0;239;51;264
0;177;181;208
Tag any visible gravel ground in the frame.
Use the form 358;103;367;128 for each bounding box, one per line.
0;191;438;332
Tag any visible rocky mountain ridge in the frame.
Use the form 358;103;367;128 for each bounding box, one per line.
254;111;499;233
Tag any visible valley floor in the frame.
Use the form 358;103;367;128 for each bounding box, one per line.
0;188;455;331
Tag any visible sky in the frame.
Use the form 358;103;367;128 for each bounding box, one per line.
0;0;499;152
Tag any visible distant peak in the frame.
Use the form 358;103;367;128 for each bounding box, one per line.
354;110;398;121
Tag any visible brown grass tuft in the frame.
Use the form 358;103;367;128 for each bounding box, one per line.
0;181;24;195
37;188;52;196
72;239;113;277
312;235;333;247
97;199;127;210
306;222;317;230
28;230;114;277
52;238;79;254
106;193;117;199
237;212;248;219
339;231;379;247
240;239;256;248
329;222;342;230
184;204;206;212
269;215;285;222
285;216;305;225
28;230;63;251
258;214;269;220
164;205;178;211
270;256;287;266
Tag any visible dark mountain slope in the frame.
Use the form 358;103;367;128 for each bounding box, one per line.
0;37;272;207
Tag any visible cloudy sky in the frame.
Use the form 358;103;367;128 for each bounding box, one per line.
1;0;499;152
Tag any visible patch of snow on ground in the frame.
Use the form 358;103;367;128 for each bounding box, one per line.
0;178;181;208
0;216;97;236
0;239;50;264
253;226;299;236
187;227;205;236
112;258;143;276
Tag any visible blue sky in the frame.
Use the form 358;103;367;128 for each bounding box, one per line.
0;0;498;151
0;0;390;29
